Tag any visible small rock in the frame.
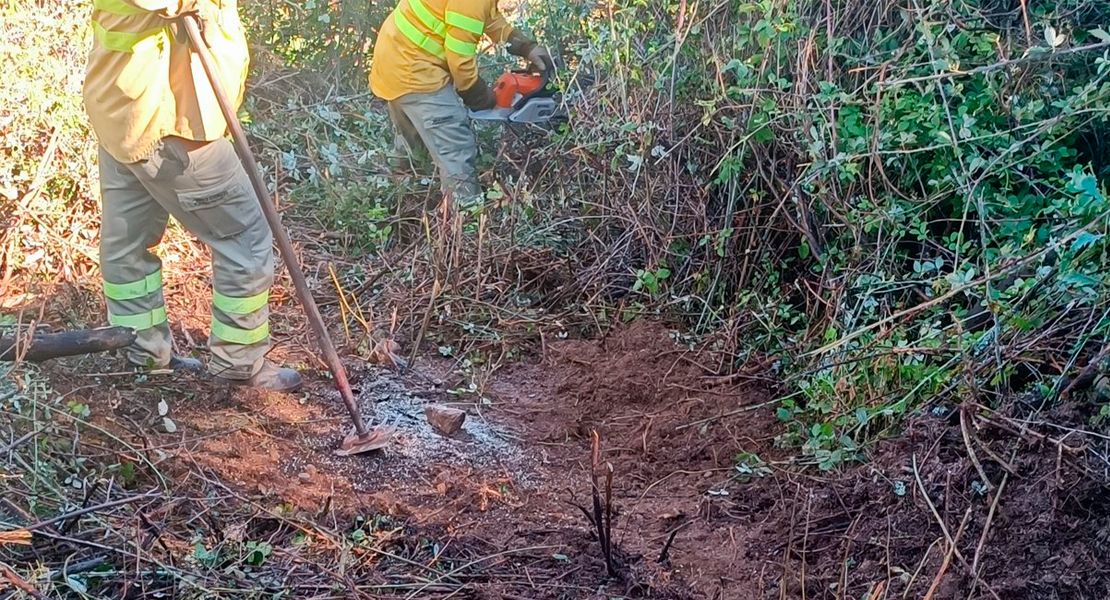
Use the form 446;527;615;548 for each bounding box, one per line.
425;405;466;436
298;472;312;483
305;464;318;477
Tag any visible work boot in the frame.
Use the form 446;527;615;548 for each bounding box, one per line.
214;361;302;392
130;355;204;375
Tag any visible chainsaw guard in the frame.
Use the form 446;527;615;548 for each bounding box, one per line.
507;98;562;124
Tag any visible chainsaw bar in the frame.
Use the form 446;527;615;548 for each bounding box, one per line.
468;98;567;124
468;106;516;121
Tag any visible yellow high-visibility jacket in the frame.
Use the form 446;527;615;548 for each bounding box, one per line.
369;0;521;101
83;0;249;164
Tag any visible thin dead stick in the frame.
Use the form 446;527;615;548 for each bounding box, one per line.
974;411;1085;454
1019;0;1032;43
408;278;441;366
0;428;41;455
903;538;941;598
960;406;993;492
913;455;1005;600
975;441;1019;477
923;505;973;600
327;263;352;343
23;490;159;532
0;563;47;600
912;455;968;566
475;212;486;304
969;450;1017;584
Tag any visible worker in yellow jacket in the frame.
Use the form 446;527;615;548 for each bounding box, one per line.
370;0;551;206
84;0;301;391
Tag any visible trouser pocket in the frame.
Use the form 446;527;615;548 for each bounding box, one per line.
178;181;251;240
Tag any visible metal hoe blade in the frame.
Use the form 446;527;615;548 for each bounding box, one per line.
336;426;395;456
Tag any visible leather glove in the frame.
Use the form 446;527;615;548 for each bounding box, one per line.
458;78;497;111
507;31;554;75
526;45;554;75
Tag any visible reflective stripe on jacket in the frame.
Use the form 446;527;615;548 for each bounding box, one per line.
84;0;250;164
369;0;517;101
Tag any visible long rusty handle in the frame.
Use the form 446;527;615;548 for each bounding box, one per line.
181;16;369;438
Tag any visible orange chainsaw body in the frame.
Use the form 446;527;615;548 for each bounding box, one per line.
493;72;547;109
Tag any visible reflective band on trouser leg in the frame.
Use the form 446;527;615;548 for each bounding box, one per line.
213;290;269;315
393;10;445;58
407;0;446;36
108;306;168;331
103;270;162;301
445;35;478;56
92;20;171;53
93;0;147;16
445;11;484;35
211;318;269;346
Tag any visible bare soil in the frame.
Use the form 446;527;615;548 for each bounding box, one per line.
16;317;1110;599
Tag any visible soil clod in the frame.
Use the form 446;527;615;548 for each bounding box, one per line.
425;404;467;435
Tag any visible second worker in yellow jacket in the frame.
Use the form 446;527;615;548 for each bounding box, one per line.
369;0;551;207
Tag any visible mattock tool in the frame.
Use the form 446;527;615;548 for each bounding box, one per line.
180;14;392;456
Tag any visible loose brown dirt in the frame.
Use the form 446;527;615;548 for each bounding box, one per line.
18;315;1110;599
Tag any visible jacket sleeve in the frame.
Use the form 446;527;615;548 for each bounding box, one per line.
483;6;516;44
443;0;489;93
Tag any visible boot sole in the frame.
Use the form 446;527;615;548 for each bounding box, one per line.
214;378;304;393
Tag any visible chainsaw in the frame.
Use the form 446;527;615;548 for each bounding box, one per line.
468;70;566;124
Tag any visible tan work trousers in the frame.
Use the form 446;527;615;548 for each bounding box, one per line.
98;137;273;379
387;85;483;204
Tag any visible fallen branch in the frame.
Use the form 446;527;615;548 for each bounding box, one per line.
0;327;136;362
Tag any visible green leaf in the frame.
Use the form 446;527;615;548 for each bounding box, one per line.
1080;174;1101;198
65;576;88;594
246;541;273;566
1071;231;1103;253
1091;28;1110;43
163;417;177;433
194;542;219;565
157;399;169;417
